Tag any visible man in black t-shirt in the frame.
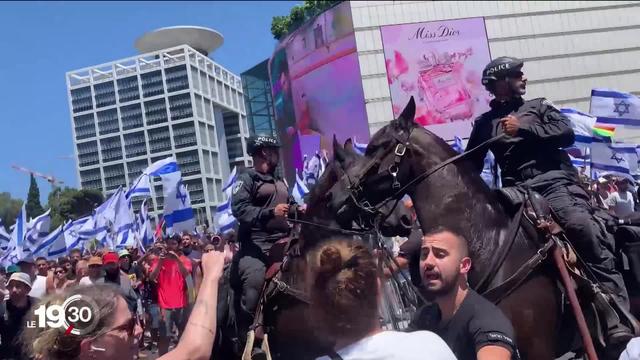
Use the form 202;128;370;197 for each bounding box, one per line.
0;272;36;360
406;227;519;360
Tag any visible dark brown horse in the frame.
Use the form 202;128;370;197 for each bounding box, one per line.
324;98;566;359
238;140;414;360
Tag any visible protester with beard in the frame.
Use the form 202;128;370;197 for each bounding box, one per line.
312;239;455;360
0;272;36;359
118;250;143;291
407;227;518;360
103;252;139;314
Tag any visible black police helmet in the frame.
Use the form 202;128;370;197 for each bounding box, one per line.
481;56;524;91
247;135;281;156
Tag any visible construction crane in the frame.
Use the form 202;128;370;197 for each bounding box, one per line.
11;164;64;190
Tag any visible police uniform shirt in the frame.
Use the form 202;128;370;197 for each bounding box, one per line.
407;289;519;360
465;97;576;187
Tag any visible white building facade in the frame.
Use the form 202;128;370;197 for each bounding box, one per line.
66;44;250;223
350;1;640;135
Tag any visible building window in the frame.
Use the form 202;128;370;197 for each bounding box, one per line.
144;98;168;125
127;159;149;182
77;140;99;167
172;122;197;149
121;103;144;130
117;76;140;103
70;86;93;113
147;127;172;153
103;164;126;191
100;136;123;163
80;168;102;190
176;150;200;177
165;65;189;93
74;113;96;140
226;137;244;159
123;131;147;158
140;70;164;98
168;93;193;121
97;108;119;135
223;112;240;137
94;81;116;108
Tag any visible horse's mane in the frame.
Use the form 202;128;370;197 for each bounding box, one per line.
391;121;509;264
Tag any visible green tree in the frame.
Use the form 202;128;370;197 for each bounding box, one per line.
48;187;104;229
26;174;45;219
0;192;23;228
271;0;343;40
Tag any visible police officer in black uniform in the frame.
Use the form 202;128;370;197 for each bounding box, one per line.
465;56;633;343
230;135;302;352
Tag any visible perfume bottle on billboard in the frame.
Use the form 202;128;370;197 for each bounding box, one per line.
417;49;474;122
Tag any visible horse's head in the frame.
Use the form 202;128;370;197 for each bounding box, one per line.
305;138;414;243
326;97;451;228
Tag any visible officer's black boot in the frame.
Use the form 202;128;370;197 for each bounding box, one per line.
592;285;637;346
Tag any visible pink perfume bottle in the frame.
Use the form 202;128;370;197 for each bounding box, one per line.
417;50;473;122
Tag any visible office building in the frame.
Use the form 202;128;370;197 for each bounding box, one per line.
66;26;250;223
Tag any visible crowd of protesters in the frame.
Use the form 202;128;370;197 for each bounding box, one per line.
0;231;237;359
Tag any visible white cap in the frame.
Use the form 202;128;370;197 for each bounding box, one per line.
6;272;32;289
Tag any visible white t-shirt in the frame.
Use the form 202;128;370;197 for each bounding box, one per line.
607;191;635;218
619;337;640;360
316;331;456;360
28;275;47;299
78;276;93;286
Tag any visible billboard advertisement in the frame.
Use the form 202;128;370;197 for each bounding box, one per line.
269;1;370;185
380;17;492;140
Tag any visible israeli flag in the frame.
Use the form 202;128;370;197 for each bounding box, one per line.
591;141;638;183
126;173;151;199
452;136;464;154
590;89;640;143
1;204;27;266
222;166;238;198
0;218;10;251
562;108;597;157
292;172;309;204
319;151;327;178
151;159;195;236
113;190;136;249
136;199;153;251
353;136;368;155
24;209;51;247
30;225;66;260
214;198;237;234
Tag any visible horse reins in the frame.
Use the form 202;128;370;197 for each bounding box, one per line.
347;131;506;217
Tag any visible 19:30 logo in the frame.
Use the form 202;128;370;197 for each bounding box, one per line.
28;295;100;336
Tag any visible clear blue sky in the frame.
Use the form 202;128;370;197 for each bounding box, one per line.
0;1;298;203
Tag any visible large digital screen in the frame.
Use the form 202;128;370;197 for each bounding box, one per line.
269;1;370;185
380;17;492;140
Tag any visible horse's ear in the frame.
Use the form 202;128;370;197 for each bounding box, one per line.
333;135;347;164
343;138;356;155
397;96;417;131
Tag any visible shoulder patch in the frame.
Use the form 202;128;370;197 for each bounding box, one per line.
232;180;244;195
541;98;559;110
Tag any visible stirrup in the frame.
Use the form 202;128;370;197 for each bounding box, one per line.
592;286;638;345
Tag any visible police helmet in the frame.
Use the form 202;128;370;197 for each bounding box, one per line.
247;135;281;156
481;57;524;91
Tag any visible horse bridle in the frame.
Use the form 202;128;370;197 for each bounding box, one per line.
339;127;506;220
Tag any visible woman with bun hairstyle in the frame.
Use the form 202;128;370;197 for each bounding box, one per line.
308;239;456;360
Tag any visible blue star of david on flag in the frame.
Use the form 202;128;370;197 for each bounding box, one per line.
610;151;624;164
613;100;631;117
176;180;187;206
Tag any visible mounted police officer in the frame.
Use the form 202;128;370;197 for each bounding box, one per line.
230;134;303;354
465;56;635;343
